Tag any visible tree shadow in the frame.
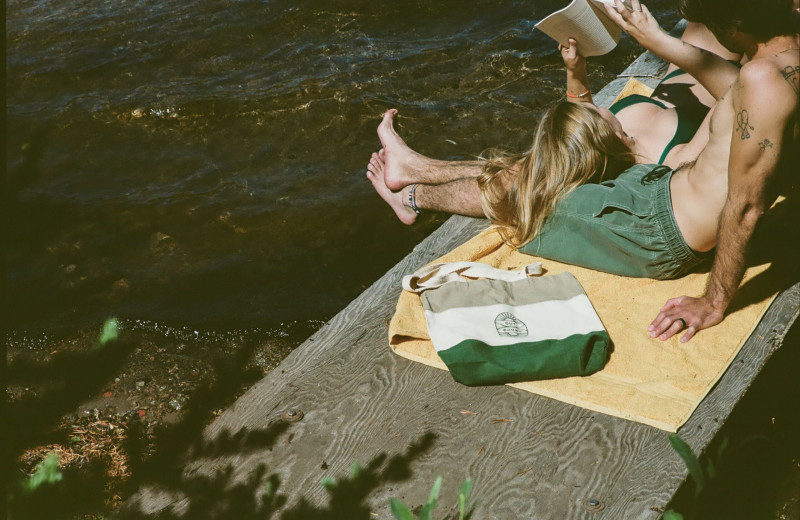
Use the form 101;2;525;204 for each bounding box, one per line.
5;330;138;518
4;125;433;518
5;333;136;464
5;328;435;520
117;431;437;520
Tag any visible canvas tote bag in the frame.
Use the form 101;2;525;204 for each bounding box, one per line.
403;262;611;386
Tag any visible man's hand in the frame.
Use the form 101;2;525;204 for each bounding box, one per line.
559;38;585;71
648;295;725;343
603;0;666;51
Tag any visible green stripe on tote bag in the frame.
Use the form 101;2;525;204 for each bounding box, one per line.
404;263;611;386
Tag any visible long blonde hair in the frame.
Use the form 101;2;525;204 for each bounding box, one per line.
478;102;636;248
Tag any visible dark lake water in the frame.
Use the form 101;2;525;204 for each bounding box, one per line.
7;0;681;346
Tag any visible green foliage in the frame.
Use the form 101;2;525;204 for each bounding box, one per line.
24;452;63;492
665;432;732;519
416;475;441;520
669;434;705;495
668;432;731;500
389;498;415;520
98;317;119;347
390;476;476;520
458;478;475;519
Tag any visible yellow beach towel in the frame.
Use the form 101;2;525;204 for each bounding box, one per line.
613;77;655;104
389;222;791;432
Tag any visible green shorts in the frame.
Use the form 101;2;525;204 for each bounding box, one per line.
519;163;710;280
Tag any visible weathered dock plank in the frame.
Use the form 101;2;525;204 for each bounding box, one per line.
126;21;800;519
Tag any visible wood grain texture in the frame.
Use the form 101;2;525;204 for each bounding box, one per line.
127;20;800;519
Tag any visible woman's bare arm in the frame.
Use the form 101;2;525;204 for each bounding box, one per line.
561;38;595;105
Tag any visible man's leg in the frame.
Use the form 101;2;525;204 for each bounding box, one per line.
377;109;483;191
367;150;485;225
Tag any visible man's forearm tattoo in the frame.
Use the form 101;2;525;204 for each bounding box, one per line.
758;139;773;151
735;110;754;140
781;65;799;94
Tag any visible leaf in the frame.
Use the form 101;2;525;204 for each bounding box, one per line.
350;462;362;479
320;477;337;489
715;435;730;460
25;453;63;492
662;509;685;520
98;317;119;347
261;479;274;498
417;476;442;520
459;478;473;500
427;475;442;505
669;433;705;495
459;478;474;519
418;503;434;520
389;498;415;520
705;457;716;481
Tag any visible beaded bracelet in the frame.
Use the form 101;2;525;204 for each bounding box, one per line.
566;89;590;98
408;183;421;214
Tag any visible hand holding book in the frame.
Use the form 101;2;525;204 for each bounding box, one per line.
559;38;586;72
560;38;594;103
602;0;668;53
535;0;635;57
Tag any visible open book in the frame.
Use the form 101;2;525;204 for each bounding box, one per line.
535;0;630;57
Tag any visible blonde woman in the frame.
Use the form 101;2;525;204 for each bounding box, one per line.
369;101;703;279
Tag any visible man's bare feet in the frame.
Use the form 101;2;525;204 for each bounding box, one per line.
366;149;418;225
377;109;431;191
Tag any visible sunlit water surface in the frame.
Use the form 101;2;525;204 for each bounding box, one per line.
7;0;680;346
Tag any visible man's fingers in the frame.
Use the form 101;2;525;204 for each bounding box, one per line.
649;314;674;337
631;0;642;12
658;319;685;341
648;310;667;331
680;326;697;343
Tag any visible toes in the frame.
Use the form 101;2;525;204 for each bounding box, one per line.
380;109;398;135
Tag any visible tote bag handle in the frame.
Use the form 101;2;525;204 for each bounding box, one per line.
402;261;543;294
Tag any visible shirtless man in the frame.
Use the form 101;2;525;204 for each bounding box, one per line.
604;0;799;342
367;0;799;342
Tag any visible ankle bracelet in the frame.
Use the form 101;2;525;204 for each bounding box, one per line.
408;184;421;214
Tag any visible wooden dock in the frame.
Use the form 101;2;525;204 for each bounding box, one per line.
126;24;800;519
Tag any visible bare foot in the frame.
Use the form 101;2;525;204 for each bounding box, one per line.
377;109;431;191
366;149;417;225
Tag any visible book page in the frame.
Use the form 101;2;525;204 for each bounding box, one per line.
535;0;620;57
588;0;623;43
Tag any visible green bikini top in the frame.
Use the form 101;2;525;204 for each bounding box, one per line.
609;92;708;164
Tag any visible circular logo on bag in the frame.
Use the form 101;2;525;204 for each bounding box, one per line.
495;312;528;337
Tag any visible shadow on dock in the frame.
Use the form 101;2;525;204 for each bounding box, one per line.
5;333;439;520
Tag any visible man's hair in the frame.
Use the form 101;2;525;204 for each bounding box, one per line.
477;102;635;248
677;0;795;41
